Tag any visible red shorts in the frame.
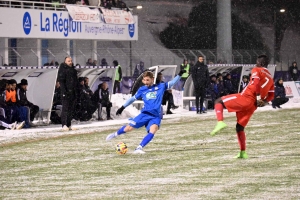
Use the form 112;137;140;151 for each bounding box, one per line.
221;94;257;127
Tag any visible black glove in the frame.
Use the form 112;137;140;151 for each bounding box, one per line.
116;106;125;115
178;70;186;76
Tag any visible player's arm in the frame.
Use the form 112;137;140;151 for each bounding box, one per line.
265;84;275;102
166;70;186;89
116;89;142;115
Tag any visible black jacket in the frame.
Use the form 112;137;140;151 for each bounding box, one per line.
224;78;235;95
92;86;110;104
289;63;298;80
16;85;33;107
274;80;286;98
57;63;78;99
190;61;209;89
0;89;6;108
53;87;62;106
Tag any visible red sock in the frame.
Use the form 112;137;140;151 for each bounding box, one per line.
237;131;246;151
214;103;224;121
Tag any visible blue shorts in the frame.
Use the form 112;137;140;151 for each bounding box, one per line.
129;112;161;132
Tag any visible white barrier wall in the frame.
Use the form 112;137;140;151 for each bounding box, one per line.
0;65;117;123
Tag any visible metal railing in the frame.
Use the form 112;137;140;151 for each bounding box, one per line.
2;46;274;71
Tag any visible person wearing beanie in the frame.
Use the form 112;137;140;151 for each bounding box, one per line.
17;79;39;125
113;60;122;94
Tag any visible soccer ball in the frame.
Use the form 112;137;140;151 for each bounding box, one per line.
115;142;128;155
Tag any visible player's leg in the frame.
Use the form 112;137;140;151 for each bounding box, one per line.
235;123;248;159
106;113;147;141
134;116;161;154
134;124;159;154
199;88;206;113
210;97;227;135
234;107;255;158
106;125;135;141
195;93;200;114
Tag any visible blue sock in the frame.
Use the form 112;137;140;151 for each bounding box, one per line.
139;132;154;148
117;126;126;135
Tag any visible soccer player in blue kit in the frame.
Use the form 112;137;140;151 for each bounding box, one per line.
106;69;186;154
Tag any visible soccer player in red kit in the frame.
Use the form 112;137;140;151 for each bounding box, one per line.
210;55;275;158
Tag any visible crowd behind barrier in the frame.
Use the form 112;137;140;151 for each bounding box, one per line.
0;56;297;130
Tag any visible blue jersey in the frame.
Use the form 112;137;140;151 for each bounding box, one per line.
134;82;168;117
123;75;181;116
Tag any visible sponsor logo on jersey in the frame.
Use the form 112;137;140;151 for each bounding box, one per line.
146;91;157;100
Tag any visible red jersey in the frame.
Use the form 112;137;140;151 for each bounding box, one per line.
240;67;274;102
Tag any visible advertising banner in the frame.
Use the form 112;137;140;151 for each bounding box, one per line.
100;7;135;25
283;81;299;98
66;5;101;23
0;8;138;40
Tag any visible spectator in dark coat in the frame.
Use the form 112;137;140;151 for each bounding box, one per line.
78;77;96;121
16;79;39;122
190;55;209;114
156;72;178;114
272;78;289;109
289;62;298;81
216;73;225;97
224;73;235;95
57;56;78;131
86;58;94;66
100;58;108;66
208;75;220;107
84;77;93;97
92;82;113;120
53;81;62;107
239;75;249;92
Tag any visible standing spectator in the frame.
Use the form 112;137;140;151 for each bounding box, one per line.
239;75;249;92
156;72;178;114
289;62;298;81
93;60;98;66
86;58;94;66
57;56;78;131
133;61;145;78
16;79;39;123
180;59;190;90
272;78;289;109
92;82;113;120
101;58;108;66
190;55;209;114
113;60;122;94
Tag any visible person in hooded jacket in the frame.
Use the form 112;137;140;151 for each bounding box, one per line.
190;55;209;114
57;56;78;131
272;78;289;109
289;61;298;81
16;79;39;122
92;82;113;120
